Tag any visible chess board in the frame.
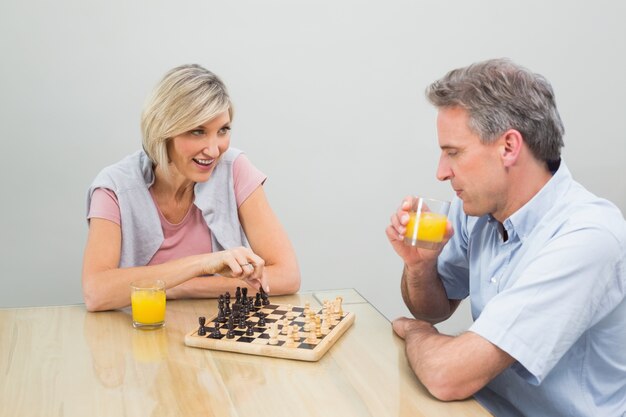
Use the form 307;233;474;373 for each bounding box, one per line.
184;302;355;362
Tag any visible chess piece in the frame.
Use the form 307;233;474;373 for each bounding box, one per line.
315;316;322;338
286;326;296;347
217;305;227;323
321;314;330;335
292;324;300;340
257;312;266;327
306;325;317;343
226;319;235;339
226;327;235;339
281;317;290;335
235;287;241;303
210;325;221;339
255;293;262;307
268;322;279;345
303;302;310;315
260;288;270;306
335;296;344;316
198;316;206;336
246;322;254;336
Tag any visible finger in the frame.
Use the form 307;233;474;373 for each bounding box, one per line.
392;317;408;339
243;277;262;291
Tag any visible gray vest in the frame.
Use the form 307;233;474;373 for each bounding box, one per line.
86;148;248;267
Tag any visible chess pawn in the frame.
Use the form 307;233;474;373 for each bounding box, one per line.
306;325;317;343
321;315;330;335
315;315;322;338
198;316;207;336
292;324;300;340
335;296;344;316
281;317;290;335
327;303;337;326
285;326;296;348
268;323;279;345
303;313;311;331
303;302;310;316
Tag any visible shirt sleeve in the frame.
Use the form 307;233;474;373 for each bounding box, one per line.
233;153;267;207
87;188;121;225
469;223;625;385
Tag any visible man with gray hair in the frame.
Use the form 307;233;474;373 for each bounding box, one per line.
386;58;625;416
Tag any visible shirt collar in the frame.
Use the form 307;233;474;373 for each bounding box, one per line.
506;159;572;242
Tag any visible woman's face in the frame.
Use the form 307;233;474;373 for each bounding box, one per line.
167;111;231;183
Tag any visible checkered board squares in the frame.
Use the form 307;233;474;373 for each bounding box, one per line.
184;303;355;361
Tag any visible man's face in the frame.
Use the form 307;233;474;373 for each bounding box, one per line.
436;106;506;218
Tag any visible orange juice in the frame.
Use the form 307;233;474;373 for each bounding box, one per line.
131;281;166;329
405;212;448;243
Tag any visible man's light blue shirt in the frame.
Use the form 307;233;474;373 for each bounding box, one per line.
438;161;626;417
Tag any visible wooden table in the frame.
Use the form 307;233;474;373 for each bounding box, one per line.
0;289;491;416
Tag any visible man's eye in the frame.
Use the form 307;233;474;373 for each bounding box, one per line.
446;150;458;157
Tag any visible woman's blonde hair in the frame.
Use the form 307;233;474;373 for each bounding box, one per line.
141;64;233;172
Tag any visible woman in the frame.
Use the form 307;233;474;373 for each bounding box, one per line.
83;64;300;311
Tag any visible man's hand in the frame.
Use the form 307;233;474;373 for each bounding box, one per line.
391;316;515;401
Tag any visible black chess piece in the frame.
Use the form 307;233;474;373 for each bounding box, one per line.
257;312;266;327
198;316;206;336
226;324;235;339
246;323;254;336
254;293;262;307
210;325;221;339
238;316;247;329
217;305;227;323
235;287;241;303
224;298;231;315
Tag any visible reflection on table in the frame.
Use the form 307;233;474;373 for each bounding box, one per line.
0;289;491;416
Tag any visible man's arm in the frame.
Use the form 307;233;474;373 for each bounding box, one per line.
401;263;461;323
387;196;460;322
392;317;515;401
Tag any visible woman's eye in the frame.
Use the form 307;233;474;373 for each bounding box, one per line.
218;126;231;135
190;129;205;136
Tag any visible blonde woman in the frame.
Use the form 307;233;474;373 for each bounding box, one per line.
83;64;300;311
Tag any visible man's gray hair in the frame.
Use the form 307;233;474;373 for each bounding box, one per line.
426;58;564;163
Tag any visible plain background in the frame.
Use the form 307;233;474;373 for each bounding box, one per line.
1;0;625;334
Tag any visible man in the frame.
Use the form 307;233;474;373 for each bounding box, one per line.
386;58;626;417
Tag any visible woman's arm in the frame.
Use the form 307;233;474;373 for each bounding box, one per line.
82;218;264;311
168;185;301;298
238;186;300;294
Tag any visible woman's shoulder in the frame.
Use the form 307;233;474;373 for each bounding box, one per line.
91;150;153;191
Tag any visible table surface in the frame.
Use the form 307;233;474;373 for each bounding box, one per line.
0;289;491;417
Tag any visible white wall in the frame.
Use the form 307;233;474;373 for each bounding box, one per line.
1;0;625;334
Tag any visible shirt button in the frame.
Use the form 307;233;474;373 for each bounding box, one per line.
490;277;497;284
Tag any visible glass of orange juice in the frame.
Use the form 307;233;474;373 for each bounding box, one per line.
130;279;166;329
404;197;451;249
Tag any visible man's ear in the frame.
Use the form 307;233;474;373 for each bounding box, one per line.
500;129;523;168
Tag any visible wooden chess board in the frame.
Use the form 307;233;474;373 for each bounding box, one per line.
184;301;355;362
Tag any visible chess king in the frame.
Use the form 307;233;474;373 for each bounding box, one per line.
386;58;626;416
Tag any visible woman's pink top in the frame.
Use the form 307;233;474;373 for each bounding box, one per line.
87;154;266;265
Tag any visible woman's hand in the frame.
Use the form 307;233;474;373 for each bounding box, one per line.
200;247;268;292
